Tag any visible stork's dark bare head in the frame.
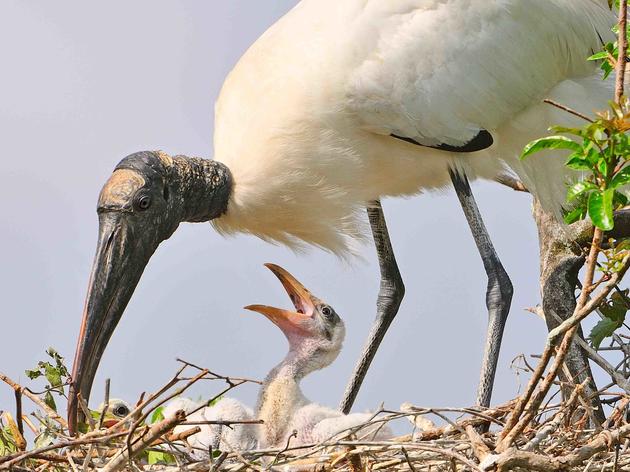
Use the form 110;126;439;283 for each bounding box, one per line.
68;151;231;434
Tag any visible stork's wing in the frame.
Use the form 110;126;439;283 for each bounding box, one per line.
342;0;614;148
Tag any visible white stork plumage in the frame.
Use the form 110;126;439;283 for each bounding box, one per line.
211;0;613;249
68;0;618;432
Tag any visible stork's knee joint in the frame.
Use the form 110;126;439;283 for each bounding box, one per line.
486;269;513;313
379;277;405;306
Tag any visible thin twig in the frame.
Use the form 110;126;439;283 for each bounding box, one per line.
102;410;186;472
98;378;111;430
543;99;595;123
0;372;68;430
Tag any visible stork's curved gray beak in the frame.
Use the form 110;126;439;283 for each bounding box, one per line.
67;211;160;434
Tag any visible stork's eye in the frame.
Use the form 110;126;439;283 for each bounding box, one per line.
321;305;334;320
113;404;130;417
135;194;152;211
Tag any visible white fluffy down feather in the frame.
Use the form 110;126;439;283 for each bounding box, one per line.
288;404;391;446
162;397;390;453
162;397;256;457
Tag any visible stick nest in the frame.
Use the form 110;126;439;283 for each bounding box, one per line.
1;357;629;472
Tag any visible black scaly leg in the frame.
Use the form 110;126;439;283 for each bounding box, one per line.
450;169;514;408
339;200;405;414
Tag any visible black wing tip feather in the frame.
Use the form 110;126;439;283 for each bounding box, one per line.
391;129;494;153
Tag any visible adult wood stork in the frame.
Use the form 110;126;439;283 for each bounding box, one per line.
68;0;617;433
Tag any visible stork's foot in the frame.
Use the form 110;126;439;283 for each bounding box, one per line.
477;268;513;409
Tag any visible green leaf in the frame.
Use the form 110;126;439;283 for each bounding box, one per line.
567;181;597;201
150;406;165;424
613;130;629;150
614;191;628;207
208;396;223;407
565;153;593;171
148;450;175;465
602;62;614;80
588;189;615;231
47;348;69;377
44;364;62;391
25;369;42;380
521;136;581;159
611;167;630;189
615;239;630;252
600;301;628;323
584;122;609;143
588;51;609;61
599;289;630;325
550;125;585;137
44;391;57;412
0;427;17;456
34;429;56;449
589;289;629;349
47;347;60;360
590;317;619;349
563;206;587;224
585;144;601;165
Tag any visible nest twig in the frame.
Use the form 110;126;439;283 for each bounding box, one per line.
0;354;628;472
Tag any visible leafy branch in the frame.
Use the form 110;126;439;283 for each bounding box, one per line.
24;348;70;413
519;2;630;350
521;100;630;230
497;0;630;451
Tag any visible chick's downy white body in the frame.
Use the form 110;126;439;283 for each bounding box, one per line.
163;397;256;457
289;404;391;446
213;0;616;254
256;356;391;447
249;265;391;448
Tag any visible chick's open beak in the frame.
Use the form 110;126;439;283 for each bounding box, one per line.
245;263;319;336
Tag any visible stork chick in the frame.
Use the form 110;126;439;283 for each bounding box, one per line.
96;398;133;428
162;397;257;457
248;264;389;448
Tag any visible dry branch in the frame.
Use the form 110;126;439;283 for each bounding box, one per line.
0;372;68;430
102;410;186;472
1;370;629;472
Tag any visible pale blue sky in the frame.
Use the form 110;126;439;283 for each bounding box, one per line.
0;1;553;424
